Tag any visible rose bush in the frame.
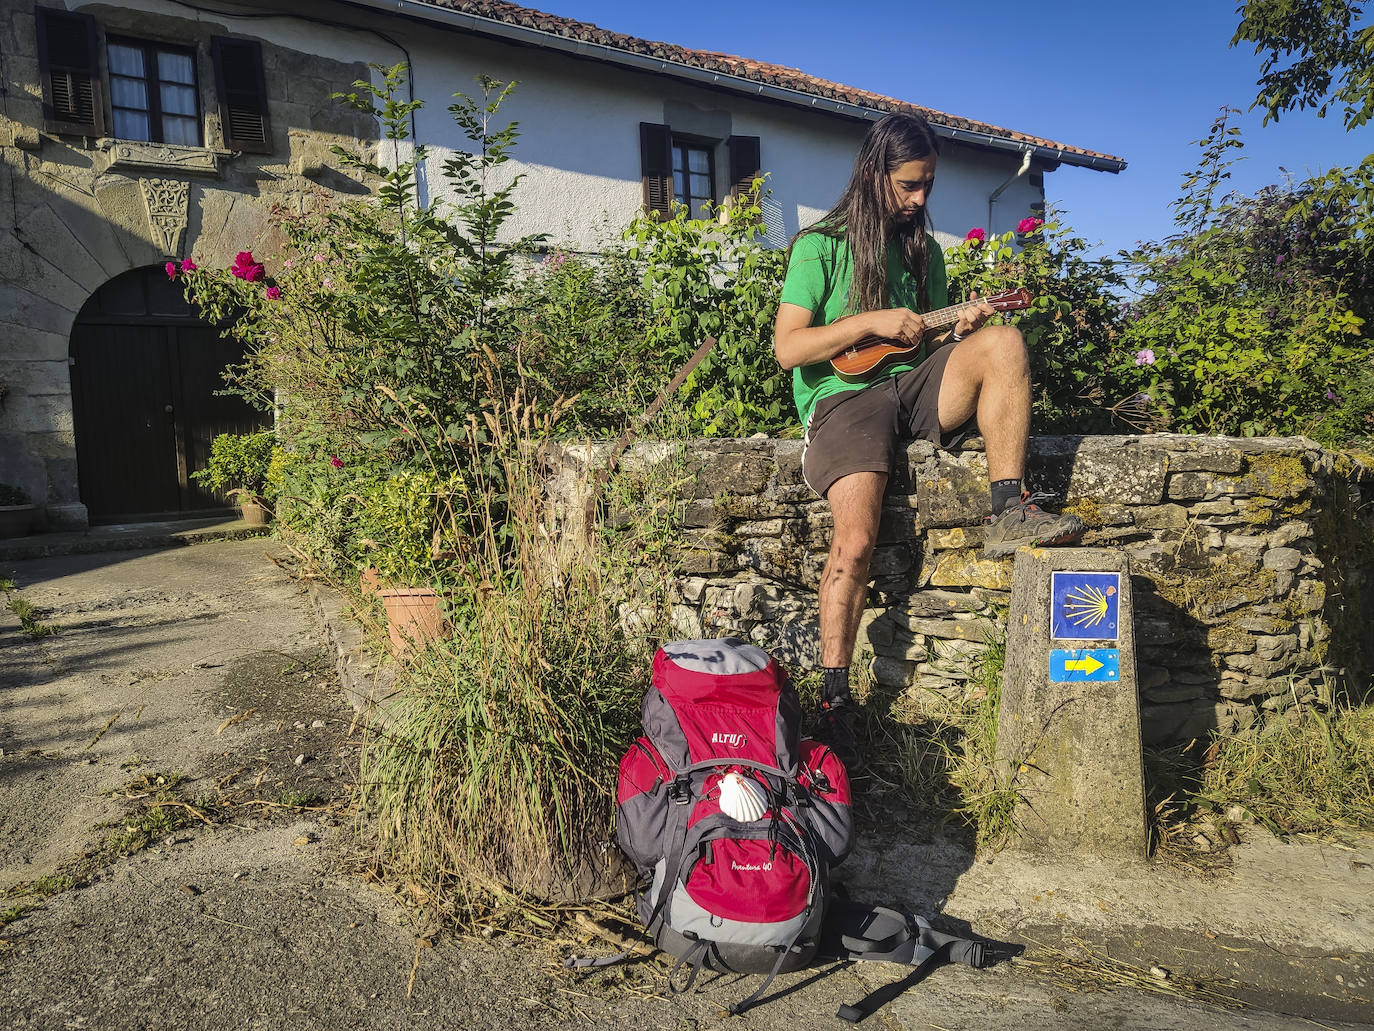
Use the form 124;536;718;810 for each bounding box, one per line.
945;213;1150;433
178;65;544;573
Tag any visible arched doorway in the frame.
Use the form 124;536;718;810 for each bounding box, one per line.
69;266;270;524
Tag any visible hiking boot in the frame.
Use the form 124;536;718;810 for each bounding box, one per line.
983;491;1085;557
816;697;862;775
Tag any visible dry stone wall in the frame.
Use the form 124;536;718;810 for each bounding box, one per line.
556;435;1373;745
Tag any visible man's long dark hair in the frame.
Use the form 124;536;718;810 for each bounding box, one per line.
801;112;940;315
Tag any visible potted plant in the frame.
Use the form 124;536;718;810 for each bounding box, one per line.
191;431;281;525
0;483;36;538
357;470;468;656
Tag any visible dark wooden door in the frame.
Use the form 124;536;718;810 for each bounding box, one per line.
70;266;270;524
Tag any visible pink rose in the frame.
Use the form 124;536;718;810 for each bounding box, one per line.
1017;217;1043;235
231;250;265;282
964;227;985;247
330;455;344;468
265;285;281;300
165;261;178;279
179;257;197;273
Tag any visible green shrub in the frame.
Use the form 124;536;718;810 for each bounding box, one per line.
1120;110;1371;440
191;431;281;504
180;66;540;560
355;469;471;587
509;248;653;434
624;183;791;437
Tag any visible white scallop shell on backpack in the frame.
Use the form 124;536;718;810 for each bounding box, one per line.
717;771;767;823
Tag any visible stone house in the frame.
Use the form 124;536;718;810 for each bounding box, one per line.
0;0;1124;529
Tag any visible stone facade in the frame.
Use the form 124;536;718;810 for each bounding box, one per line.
0;0;377;527
554;435;1374;745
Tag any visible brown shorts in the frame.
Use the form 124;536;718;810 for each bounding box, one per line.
801;345;972;498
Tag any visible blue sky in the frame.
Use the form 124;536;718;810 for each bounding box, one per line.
552;0;1370;261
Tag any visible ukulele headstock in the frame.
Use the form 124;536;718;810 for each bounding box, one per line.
988;287;1033;312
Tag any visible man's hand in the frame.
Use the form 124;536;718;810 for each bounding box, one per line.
953;291;998;338
865;307;927;346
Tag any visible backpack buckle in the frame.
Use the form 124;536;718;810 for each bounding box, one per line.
668;774;692;805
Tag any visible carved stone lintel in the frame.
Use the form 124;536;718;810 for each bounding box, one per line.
104;139;228;176
140;177;191;256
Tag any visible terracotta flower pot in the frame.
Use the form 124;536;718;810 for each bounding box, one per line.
239;499;271;526
0;504;36;539
359;566;382;598
377;586;447;656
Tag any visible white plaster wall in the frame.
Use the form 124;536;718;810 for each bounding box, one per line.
399;27;1047;252
232;3;1047;252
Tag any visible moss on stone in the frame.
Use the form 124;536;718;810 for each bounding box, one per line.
1207;624;1258;654
1246;453;1310;500
1146;553;1278;622
1063;497;1104;528
1239;496;1279;527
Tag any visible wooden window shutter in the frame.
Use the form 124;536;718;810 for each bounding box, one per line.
727;135;762;201
639;122;673;217
36;7;103;135
212;36;271;153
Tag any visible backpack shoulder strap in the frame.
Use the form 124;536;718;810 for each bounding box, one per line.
645;772;693;929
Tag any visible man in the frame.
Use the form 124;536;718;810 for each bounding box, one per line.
773;113;1084;768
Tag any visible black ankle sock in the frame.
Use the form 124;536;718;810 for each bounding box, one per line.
990;478;1023;515
822;666;851;705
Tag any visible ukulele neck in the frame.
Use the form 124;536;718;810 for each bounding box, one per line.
924;299;983;331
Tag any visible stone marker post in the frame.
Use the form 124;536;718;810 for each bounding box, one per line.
995;547;1147;857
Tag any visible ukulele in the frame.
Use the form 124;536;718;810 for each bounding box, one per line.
829;288;1033;381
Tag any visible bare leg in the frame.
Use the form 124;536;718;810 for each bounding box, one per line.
819;471;887;668
934;325;1031;482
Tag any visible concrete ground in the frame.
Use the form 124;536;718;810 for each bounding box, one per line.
1;538;1370;1030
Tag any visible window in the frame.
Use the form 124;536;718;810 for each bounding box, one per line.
673;141;714;220
108;38;200;146
639;123;762;219
35;8;272;153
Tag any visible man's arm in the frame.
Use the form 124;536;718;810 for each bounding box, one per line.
773;303;932;371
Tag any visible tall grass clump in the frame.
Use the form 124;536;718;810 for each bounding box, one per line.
858;635;1019;850
1192;700;1374;838
359;385;680;912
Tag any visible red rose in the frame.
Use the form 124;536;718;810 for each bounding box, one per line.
964;227;986;247
1017;217;1044;235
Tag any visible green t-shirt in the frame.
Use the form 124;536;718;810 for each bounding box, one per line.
779;231;948;425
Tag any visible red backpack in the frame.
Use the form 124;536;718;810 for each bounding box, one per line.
615;638;853;1012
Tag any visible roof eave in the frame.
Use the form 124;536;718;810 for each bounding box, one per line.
337;0;1126;174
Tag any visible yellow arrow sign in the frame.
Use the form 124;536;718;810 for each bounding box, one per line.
1064;654;1104;675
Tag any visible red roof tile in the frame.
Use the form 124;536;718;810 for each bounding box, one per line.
411;0;1124;168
